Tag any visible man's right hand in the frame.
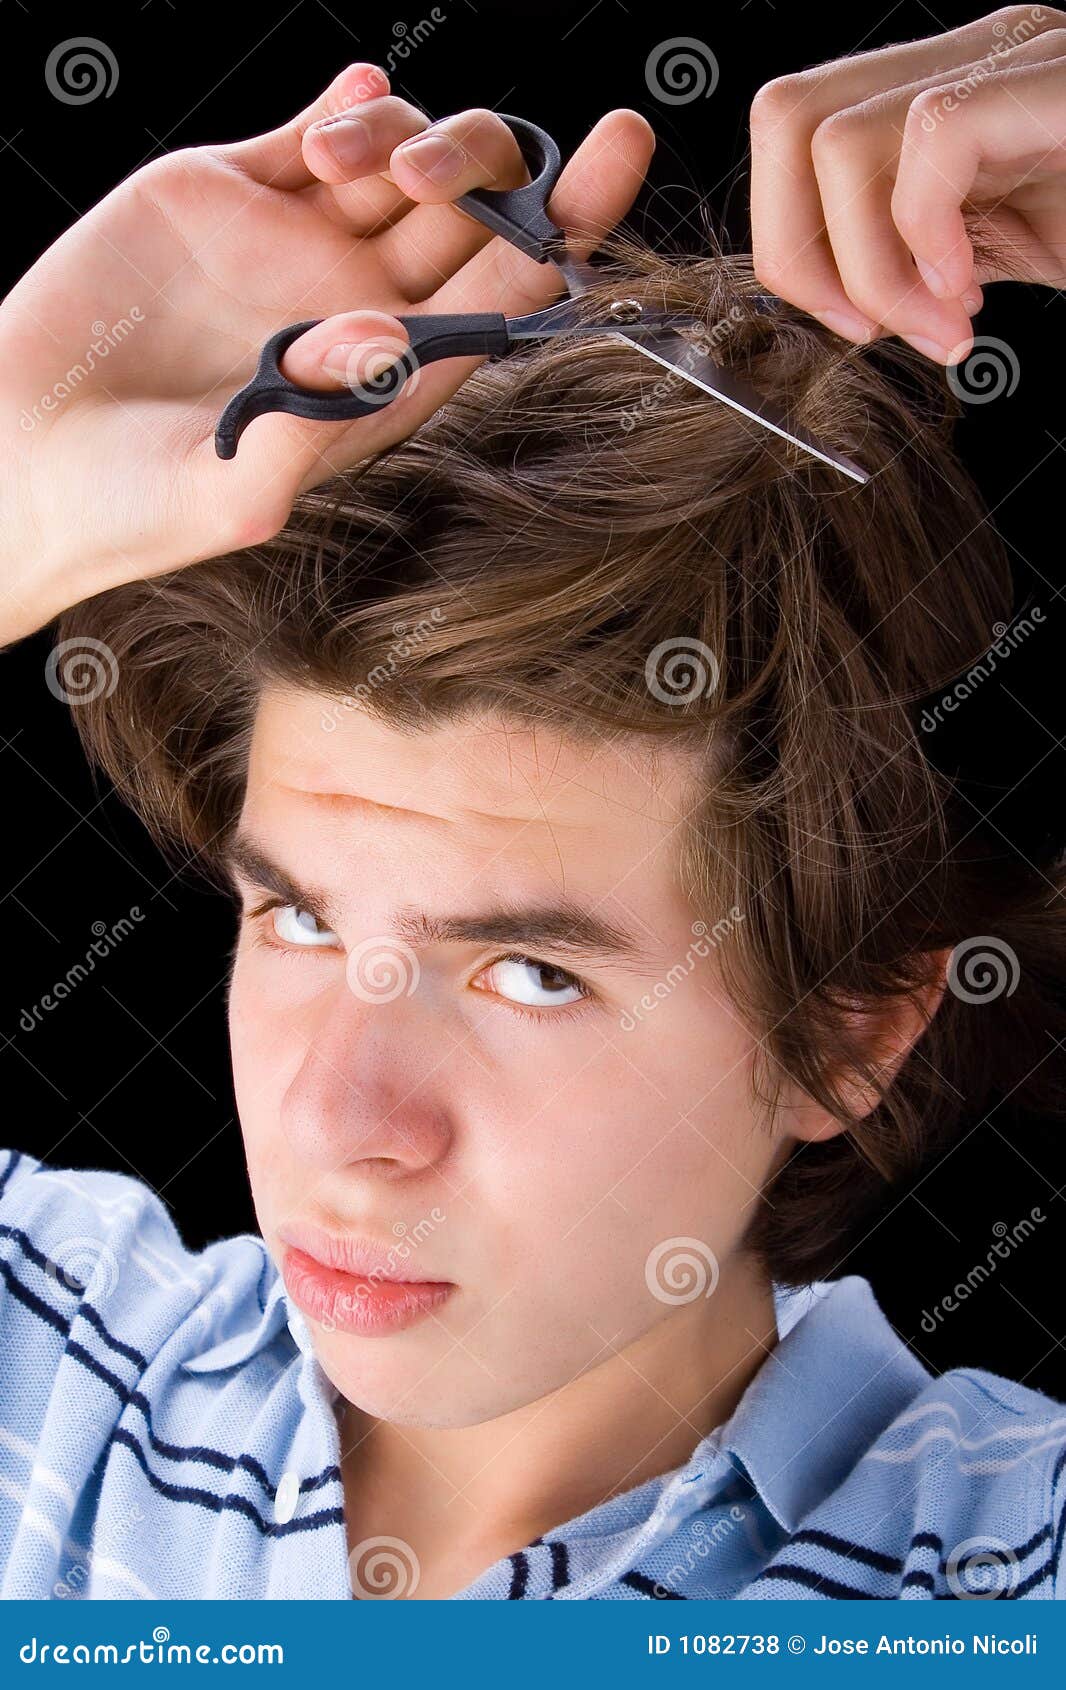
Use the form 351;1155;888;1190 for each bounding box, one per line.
0;65;653;646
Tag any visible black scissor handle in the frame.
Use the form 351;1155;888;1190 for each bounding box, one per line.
214;113;564;459
215;312;510;459
454;114;564;263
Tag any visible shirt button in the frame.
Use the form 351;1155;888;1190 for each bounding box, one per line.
274;1470;301;1524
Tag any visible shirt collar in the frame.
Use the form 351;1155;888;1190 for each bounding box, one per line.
180;1259;818;1384
708;1274;932;1534
180;1246;342;1410
181;1253;929;1537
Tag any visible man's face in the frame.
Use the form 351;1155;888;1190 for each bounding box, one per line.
227;685;791;1427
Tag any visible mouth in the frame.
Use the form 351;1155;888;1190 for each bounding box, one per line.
277;1219;455;1337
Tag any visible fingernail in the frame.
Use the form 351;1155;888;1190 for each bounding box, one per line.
962;289;982;315
812;307;879;343
394;133;466;183
314;115;370;168
322;344;395;381
901;334;950;363
321;343;356;380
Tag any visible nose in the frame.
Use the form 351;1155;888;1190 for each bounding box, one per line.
279;977;456;1178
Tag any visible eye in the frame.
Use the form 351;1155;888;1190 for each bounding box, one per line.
270;903;339;948
472;954;588;1009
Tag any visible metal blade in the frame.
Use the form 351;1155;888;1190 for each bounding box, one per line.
614;326;870;485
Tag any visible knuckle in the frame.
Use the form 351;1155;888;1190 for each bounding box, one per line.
456;108;525;180
749;73;810;128
461;106;506;133
330;62;390;110
905;85;953;129
128;146;206;208
222;495;289;553
994;3;1056;31
458;108;517;156
749;246;791;295
135;146;194;186
843;286;885;324
810;107;861;160
889;183;927;240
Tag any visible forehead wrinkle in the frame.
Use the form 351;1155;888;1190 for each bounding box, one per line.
273;783;458;827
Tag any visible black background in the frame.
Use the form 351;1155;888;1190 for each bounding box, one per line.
1;0;1063;1396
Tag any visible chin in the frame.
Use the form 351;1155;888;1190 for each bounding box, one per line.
317;1342;538;1429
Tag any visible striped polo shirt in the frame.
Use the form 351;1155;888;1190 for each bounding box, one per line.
0;1145;1063;1600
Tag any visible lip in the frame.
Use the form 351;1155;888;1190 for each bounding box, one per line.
277;1220;454;1337
276;1218;445;1283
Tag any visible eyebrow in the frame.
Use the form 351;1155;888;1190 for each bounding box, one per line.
223;833;656;966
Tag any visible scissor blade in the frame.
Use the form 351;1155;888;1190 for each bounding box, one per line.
614;327;869;485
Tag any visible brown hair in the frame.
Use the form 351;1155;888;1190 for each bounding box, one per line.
54;235;1066;1285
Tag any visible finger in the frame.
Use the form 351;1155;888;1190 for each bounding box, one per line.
388;107;529;201
421;108;656;318
221;111;654;508
218;62;391;190
277;309;412;393
749;6;1066;336
220;333;491;511
811;105;974;360
302;92;431;184
894;48;1066;304
549;107;656;253
816;33;1066;359
376;109;533;299
301;93;433;239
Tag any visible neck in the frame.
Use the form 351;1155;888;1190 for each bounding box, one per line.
336;1257;777;1559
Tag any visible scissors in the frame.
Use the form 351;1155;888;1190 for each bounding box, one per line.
214;113;868;484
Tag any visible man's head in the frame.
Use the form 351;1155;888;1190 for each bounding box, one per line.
224;691;810;1423
56;241;1065;1426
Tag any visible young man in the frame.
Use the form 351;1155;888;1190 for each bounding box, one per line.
1;50;1065;1602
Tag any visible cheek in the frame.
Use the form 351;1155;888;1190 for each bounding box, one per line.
482;1023;763;1294
227;949;299;1146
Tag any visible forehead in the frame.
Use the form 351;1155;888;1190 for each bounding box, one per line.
240;687;697;892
